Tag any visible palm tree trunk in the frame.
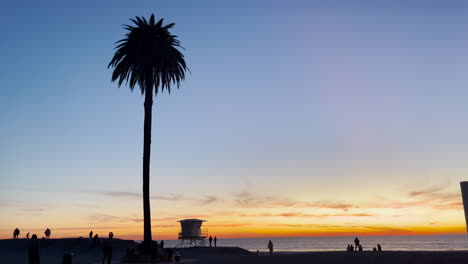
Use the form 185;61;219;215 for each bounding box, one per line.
142;75;153;253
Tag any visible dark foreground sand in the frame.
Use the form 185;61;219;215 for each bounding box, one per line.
2;238;468;263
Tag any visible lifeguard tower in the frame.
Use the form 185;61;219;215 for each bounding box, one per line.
175;219;208;248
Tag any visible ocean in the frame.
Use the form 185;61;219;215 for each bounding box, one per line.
155;234;468;252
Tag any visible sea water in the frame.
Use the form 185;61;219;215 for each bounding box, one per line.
155;234;468;252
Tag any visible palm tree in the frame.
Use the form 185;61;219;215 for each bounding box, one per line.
108;14;187;253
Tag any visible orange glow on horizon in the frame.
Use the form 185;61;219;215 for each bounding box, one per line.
2;225;464;240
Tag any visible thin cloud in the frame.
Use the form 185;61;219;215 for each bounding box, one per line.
199;195;219;205
232;191;353;211
88;214;129;223
241;212;373;218
409;186;448;197
206;223;252;227
104;191;183;201
402;183;462;210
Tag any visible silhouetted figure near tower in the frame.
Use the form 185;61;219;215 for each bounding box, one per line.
209;236;213;247
89;230;93;239
214;236;217;247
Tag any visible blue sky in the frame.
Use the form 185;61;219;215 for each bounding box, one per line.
1;0;468;238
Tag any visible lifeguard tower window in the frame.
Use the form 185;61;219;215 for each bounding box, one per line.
175;219;209;248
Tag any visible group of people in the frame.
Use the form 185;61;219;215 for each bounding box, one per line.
124;239;177;262
12;228;51;240
208;235;217;247
347;237;382;252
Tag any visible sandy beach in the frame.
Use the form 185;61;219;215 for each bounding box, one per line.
2;238;468;264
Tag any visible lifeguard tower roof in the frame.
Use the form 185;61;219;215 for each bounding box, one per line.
177;219;207;239
178;219;206;222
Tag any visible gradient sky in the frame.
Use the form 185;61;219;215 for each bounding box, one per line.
1;0;468;240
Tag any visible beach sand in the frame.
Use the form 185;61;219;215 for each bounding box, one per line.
2;238;468;263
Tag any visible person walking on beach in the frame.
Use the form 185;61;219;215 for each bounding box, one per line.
29;234;40;264
89;230;93;239
268;240;274;256
377;244;382;251
209;236;213;247
214;236;217;247
102;232;113;264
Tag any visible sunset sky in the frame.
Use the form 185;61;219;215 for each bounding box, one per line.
1;0;468;240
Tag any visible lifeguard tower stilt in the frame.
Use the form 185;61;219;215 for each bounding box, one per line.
175;219;208;248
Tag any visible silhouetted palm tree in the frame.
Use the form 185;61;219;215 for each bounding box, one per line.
108;14;187;253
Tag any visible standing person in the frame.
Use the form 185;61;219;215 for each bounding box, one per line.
29;234;40;264
26;232;30;239
354;237;360;248
377;244;382;251
89;230;93;239
102;232;113;264
13;228;20;239
44;228;51;239
268;240;274;256
214;236;217;247
160;240;164;249
209;236;213;247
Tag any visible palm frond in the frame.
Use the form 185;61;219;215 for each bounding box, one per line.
109;14;187;95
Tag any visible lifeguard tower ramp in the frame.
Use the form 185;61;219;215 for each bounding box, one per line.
175;219;208;248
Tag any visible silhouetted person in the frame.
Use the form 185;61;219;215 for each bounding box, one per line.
29;234;40;264
93;234;99;247
44;228;51;239
354;237;360;248
26;232;30;239
13;228;20;239
373;247;377;251
377;244;382;251
358;245;363;251
89;230;93;239
214;236;217;247
164;248;174;262
102;232;113;264
350;245;354;251
151;241;159;262
160;240;164;249
209;236;213;247
346;244;350;251
268;240;274;256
